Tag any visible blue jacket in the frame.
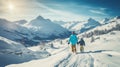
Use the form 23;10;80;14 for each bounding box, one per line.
69;34;78;45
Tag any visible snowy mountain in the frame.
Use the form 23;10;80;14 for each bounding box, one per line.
81;16;120;38
114;16;120;20
24;16;70;40
0;18;28;40
62;18;101;33
0;16;70;46
101;18;110;24
0;18;40;46
0;36;50;67
1;16;120;67
80;18;101;33
7;30;120;67
14;20;27;25
62;21;80;30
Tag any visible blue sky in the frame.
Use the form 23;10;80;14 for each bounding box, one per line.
0;0;120;21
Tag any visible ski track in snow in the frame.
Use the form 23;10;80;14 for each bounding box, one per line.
54;48;120;67
55;53;107;67
7;44;120;67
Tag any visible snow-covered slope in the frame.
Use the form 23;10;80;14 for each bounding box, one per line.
7;31;120;67
2;16;120;67
81;16;120;38
62;21;80;30
0;18;39;46
0;18;31;40
24;16;70;39
69;21;85;32
79;18;101;33
0;36;50;67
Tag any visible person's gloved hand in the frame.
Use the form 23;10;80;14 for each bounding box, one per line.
68;42;70;44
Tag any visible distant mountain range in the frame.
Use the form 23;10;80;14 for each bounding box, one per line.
81;16;120;38
62;16;120;34
62;18;101;33
24;16;70;40
0;16;120;46
0;16;70;46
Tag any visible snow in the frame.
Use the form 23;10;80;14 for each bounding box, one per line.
27;46;41;52
0;18;34;44
0;36;50;67
0;16;70;47
24;16;70;39
81;17;120;37
62;18;100;33
7;31;120;67
62;21;80;30
1;16;120;67
14;20;27;25
7;44;70;67
100;18;109;24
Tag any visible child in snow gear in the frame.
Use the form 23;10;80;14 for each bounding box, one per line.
68;31;78;53
78;38;85;52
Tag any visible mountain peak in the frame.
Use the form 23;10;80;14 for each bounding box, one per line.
101;18;109;24
87;18;96;22
36;16;44;20
87;18;99;23
84;18;100;27
104;18;109;20
114;16;120;19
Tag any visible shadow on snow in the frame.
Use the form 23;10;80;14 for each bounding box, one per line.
77;50;112;54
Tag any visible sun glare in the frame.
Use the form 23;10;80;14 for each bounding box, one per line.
8;3;14;10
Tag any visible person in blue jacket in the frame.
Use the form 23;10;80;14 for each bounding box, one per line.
68;31;78;53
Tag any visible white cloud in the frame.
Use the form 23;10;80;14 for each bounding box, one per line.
100;8;107;11
37;3;89;21
0;0;103;22
89;10;107;15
